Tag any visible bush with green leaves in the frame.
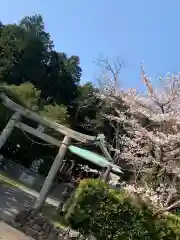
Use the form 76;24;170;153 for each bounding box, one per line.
65;179;180;240
165;213;180;237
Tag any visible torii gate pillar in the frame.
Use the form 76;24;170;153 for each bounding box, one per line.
34;136;71;211
0;112;21;150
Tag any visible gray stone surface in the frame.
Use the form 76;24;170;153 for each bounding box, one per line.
0;184;35;222
0;221;31;240
0;184;79;239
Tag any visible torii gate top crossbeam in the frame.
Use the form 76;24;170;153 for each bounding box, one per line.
0;89;113;162
0;92;96;143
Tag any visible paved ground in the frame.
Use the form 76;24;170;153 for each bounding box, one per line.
0;184;56;239
0;183;59;222
0;183;78;239
0;184;35;222
0;221;31;240
11;184;60;207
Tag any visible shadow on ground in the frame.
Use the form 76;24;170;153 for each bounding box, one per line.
0;183;81;239
0;183;35;222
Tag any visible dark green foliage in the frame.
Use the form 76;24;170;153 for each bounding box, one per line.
71;82;100;135
0;14;84;173
65;179;180;240
165;214;180;238
0;82;68;167
0;15;82;108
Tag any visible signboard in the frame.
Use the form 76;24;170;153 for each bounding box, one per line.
19;172;36;186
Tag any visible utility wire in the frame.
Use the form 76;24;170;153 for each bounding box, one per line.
20;129;55;146
20;127;98;147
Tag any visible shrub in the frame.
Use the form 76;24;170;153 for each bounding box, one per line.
65;179;179;240
165;213;180;237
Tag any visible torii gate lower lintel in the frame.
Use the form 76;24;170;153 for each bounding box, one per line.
0;89;114;211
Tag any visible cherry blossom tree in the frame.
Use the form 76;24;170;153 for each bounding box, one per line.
96;57;180;213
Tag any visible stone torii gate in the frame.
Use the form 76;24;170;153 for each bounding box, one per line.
0;87;113;211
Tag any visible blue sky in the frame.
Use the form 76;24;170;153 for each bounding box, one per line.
1;0;180;90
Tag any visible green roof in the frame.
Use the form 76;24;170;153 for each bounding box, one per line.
68;145;123;174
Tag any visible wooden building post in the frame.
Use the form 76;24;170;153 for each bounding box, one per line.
34;136;71;211
0;112;21;150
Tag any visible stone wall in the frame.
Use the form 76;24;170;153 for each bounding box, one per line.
0;158;66;200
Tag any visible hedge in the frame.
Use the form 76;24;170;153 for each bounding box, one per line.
64;179;180;240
